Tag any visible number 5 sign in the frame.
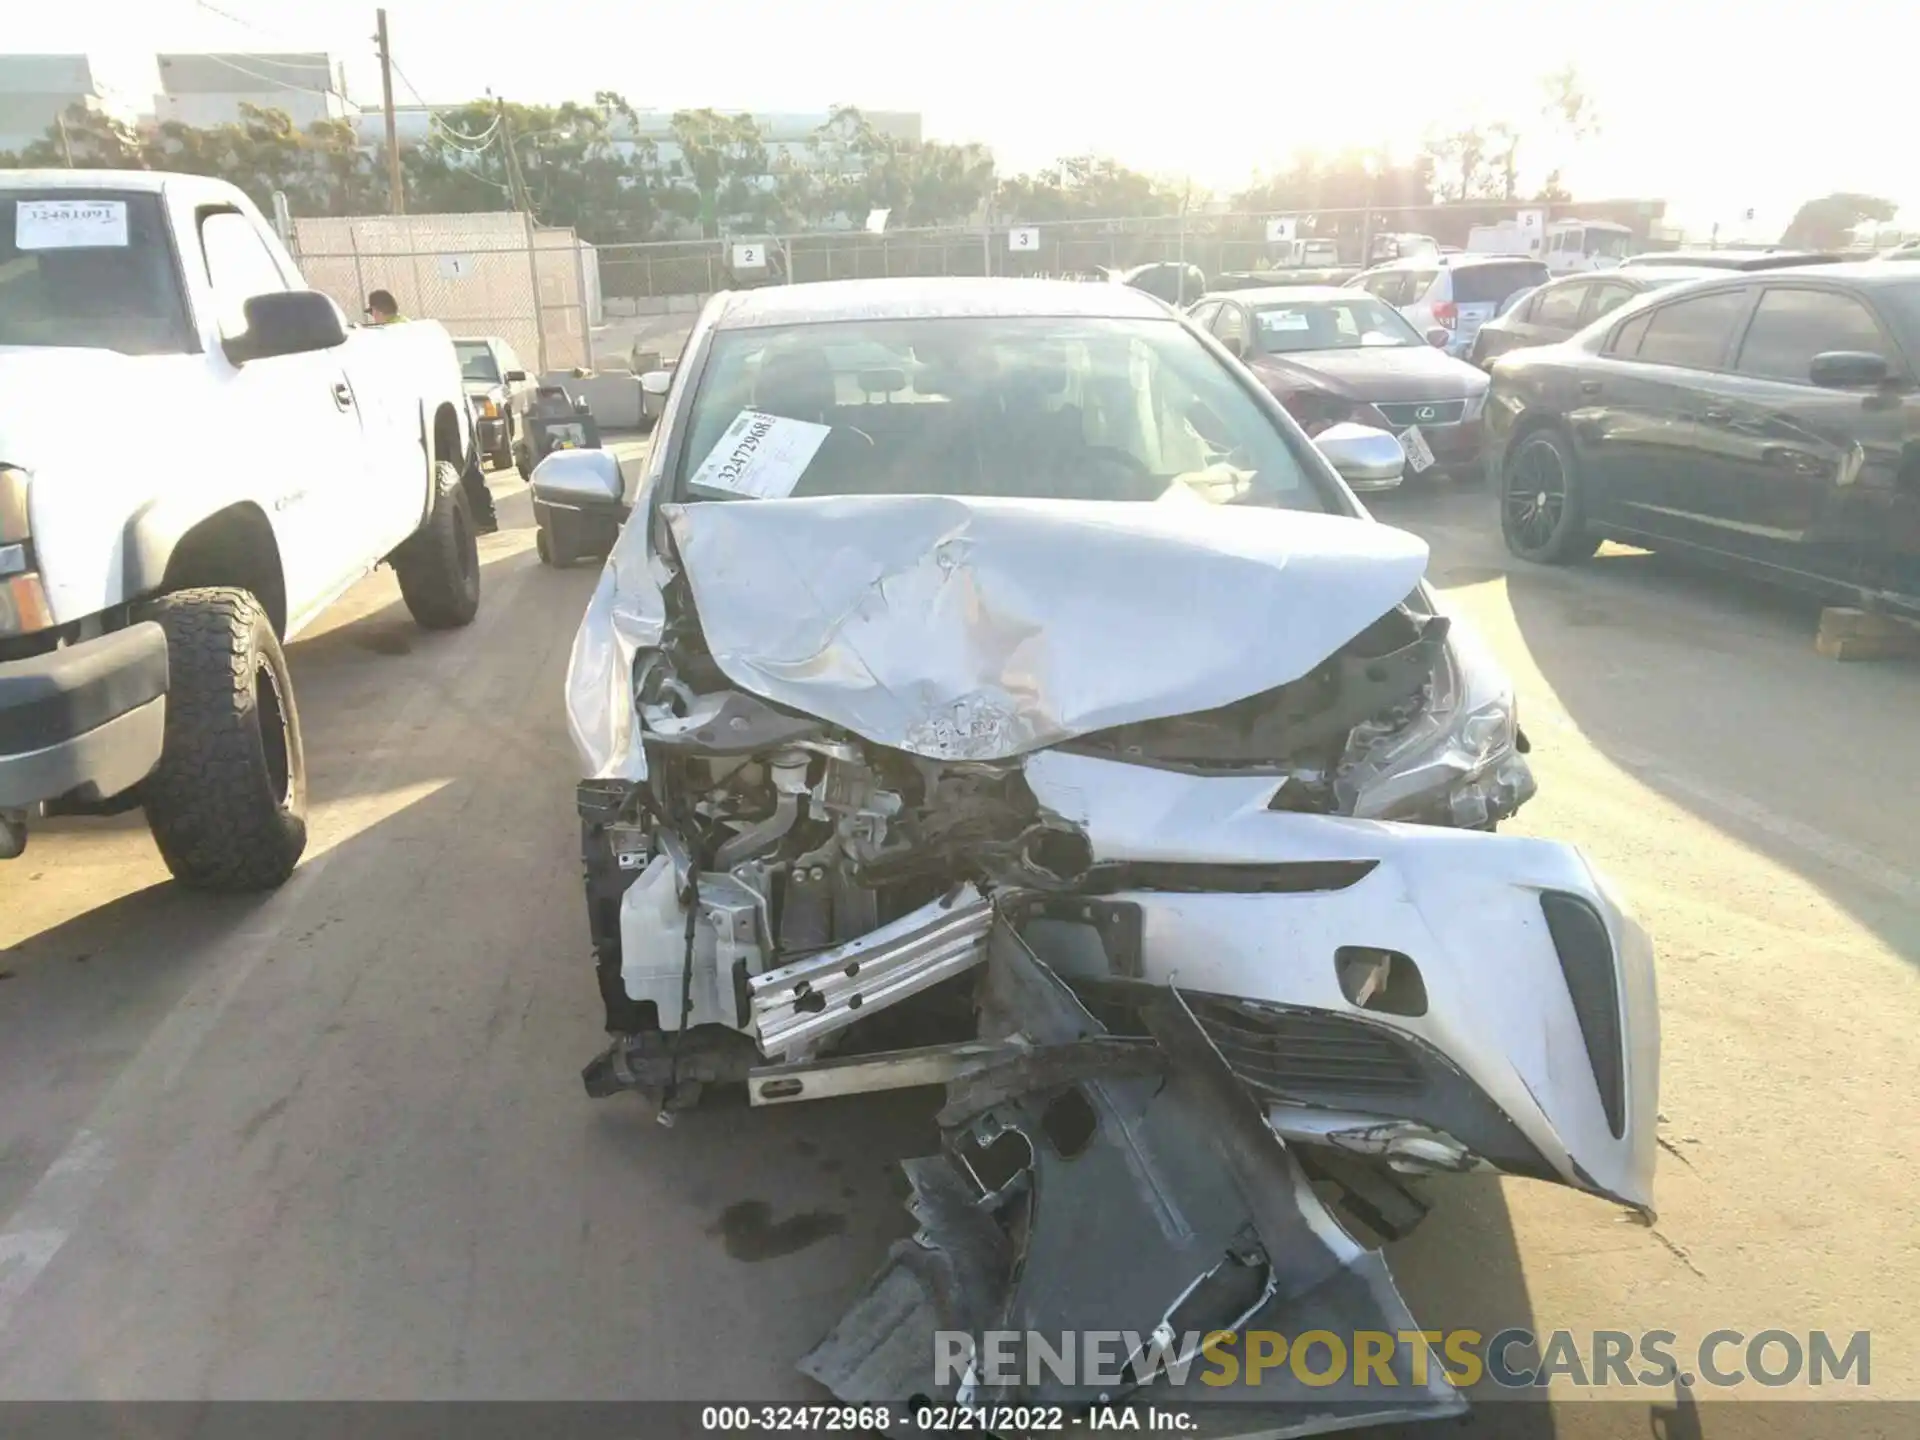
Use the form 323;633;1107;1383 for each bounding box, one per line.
1007;227;1040;253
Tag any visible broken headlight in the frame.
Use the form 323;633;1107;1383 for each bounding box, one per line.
1335;607;1534;827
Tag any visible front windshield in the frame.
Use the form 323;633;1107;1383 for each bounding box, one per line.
675;315;1331;513
1591;230;1633;259
0;191;191;355
1253;297;1420;353
455;342;500;383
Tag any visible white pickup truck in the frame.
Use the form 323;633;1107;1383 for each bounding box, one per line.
0;170;486;889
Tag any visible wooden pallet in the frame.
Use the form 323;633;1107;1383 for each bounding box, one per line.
1816;606;1920;661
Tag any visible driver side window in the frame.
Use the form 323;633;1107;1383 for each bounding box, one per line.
198;210;291;338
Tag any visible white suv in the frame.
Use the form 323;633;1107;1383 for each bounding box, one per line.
1347;255;1550;360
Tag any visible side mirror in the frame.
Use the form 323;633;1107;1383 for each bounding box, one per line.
574;396;593;414
504;368;528;383
1809;350;1889;389
640;369;672;398
225;290;346;364
531;448;628;568
1426;327;1451;349
531;447;625;508
1313;422;1405;492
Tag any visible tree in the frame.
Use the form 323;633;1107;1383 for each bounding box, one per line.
781;106;995;231
668;109;770;236
1419;65;1602;205
1535;64;1599;203
1780;193;1898;250
1423;125;1498;202
996;155;1178;221
0;102;147;169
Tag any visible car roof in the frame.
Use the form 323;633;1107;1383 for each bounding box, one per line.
710;277;1175;329
1366;252;1543;272
1753;261;1920;285
1204;286;1355;304
1610;266;1724;284
1620;249;1841;271
1;168;249;207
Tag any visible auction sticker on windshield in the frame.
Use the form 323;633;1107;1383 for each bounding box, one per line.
1400;425;1436;473
1259;310;1311;333
16;199;129;250
688;409;832;499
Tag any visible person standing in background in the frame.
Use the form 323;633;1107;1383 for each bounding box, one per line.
362;291;498;533
365;289;403;325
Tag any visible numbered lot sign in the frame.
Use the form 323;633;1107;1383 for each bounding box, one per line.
1007;227;1040;252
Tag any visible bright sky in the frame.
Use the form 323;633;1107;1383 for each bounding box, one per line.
15;0;1916;240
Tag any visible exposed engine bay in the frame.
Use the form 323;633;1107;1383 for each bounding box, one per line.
579;585;1485;1074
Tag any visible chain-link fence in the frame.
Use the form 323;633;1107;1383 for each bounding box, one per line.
290;212;602;374
596;199;1672;315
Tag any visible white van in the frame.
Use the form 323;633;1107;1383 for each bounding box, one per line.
1542;219;1633;273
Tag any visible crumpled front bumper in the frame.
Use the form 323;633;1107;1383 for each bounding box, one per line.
0;623;168;814
802;923;1468;1430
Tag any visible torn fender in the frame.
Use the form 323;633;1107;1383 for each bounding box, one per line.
1023;750;1659;1212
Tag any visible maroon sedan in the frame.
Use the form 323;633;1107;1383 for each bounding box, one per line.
1188;286;1491;480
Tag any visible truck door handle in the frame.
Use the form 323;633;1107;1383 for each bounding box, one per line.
331;381;354;411
1578;380;1603;395
1700;407;1732;425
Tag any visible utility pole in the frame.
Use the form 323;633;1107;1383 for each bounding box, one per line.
498;99;550;375
374;8;405;214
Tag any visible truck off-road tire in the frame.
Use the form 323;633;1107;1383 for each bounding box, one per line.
141;588;307;892
514;443;535;481
393;459;482;630
1500;428;1603;564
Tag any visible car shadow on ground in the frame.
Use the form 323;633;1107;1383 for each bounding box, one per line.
1373;479;1920;975
1503;544;1920;975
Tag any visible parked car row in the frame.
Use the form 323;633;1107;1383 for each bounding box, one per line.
1344;255;1552;360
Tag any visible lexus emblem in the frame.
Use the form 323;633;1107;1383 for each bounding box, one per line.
1415;405;1438;422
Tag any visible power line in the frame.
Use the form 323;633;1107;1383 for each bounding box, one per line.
183;52;342;99
384;53;501;148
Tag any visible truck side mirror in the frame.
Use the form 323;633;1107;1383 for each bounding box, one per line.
225;290;347;365
504;369;528;383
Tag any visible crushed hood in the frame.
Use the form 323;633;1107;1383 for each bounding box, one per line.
660;493;1430;762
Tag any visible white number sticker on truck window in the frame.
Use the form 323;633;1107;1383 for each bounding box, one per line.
688;410;832;500
16;199;129;250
